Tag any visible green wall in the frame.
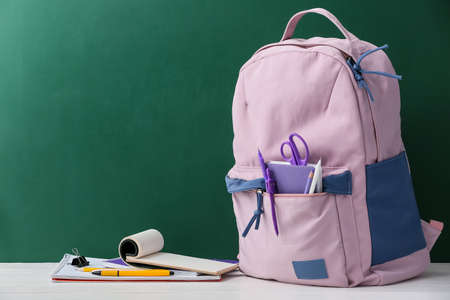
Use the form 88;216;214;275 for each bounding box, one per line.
0;0;448;262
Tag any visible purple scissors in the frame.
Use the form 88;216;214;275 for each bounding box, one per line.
280;133;310;166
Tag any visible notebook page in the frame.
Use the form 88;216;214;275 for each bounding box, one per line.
126;252;238;275
51;254;220;281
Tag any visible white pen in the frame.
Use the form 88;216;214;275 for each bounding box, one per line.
308;159;322;194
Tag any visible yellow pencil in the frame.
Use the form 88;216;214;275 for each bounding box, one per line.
92;269;173;277
80;267;111;272
80;267;149;272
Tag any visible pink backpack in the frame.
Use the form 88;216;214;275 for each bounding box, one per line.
225;8;443;287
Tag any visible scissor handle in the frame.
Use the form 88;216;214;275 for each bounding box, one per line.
289;133;310;165
280;141;298;165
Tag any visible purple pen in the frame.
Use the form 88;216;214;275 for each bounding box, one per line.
257;149;279;236
257;150;267;178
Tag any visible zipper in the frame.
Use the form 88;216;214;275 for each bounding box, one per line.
252;39;352;58
365;88;380;161
345;56;380;162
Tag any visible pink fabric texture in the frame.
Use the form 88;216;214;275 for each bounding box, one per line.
227;8;442;287
422;220;443;251
430;220;444;232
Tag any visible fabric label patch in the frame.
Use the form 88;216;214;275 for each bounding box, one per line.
292;259;328;279
366;151;426;265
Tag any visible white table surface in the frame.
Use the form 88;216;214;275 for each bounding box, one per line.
0;263;449;300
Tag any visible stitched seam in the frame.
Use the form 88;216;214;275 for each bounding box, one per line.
347;172;352;194
241;70;249;108
366;151;404;170
240;49;347;74
338;65;372;283
333;194;350;286
326;65;344;111
324;64;367;283
333;64;368;284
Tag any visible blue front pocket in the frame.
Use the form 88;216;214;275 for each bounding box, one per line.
366;151;426;266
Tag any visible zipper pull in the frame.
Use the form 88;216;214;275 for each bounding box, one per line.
255;189;264;230
242;189;264;238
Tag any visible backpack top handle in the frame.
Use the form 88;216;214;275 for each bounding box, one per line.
281;8;358;42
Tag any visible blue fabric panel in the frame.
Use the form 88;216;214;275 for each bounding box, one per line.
225;176;265;193
323;170;352;195
366;151;426;266
292;259;328;279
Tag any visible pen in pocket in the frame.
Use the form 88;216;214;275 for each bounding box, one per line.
304;171;314;194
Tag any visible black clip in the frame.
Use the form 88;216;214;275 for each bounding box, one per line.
71;248;89;267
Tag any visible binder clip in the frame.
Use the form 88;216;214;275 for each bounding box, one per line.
71;248;89;267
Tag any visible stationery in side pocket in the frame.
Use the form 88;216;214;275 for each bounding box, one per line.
268;161;315;194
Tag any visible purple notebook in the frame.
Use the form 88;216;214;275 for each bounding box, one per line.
268;162;315;193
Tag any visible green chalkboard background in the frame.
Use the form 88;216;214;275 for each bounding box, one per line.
0;0;449;262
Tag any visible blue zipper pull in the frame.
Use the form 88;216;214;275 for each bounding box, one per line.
347;44;402;102
254;189;264;230
242;189;264;238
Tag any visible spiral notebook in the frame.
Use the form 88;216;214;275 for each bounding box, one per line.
118;229;238;275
